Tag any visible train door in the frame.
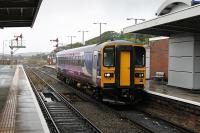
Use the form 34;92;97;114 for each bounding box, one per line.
120;51;130;86
92;51;98;86
116;46;134;88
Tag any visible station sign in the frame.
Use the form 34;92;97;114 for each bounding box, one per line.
192;0;200;5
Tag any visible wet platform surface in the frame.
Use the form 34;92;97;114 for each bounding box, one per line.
0;65;16;113
0;65;49;133
146;80;200;104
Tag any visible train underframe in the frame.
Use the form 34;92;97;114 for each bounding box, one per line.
101;83;144;104
57;71;144;104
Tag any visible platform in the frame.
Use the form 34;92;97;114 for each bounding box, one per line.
145;80;200;106
0;65;49;133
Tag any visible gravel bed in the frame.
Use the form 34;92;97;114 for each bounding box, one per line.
136;103;198;133
73;101;146;133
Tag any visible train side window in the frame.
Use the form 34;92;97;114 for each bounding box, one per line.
71;55;73;65
75;56;78;65
81;55;84;66
103;47;115;67
73;56;74;65
76;56;78;65
97;53;101;76
70;56;72;65
78;56;80;65
97;53;101;67
74;56;76;65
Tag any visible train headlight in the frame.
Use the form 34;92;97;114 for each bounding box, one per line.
104;73;114;78
140;73;144;78
135;73;144;78
107;73;111;77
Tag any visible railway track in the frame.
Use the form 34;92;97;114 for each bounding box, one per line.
37;66;194;133
25;67;101;133
29;66;153;132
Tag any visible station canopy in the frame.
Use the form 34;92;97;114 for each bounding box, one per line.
0;0;42;28
123;4;200;36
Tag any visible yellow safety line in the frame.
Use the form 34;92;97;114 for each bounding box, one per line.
0;66;19;133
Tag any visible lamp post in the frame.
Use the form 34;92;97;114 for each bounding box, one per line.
93;22;107;43
126;18;145;25
126;18;145;43
67;36;76;48
78;30;88;45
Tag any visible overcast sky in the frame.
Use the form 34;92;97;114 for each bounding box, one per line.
0;0;165;54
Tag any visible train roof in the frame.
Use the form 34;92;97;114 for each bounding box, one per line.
56;40;138;56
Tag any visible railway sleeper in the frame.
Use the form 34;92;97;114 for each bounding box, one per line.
53;117;80;121
59;128;92;133
54;118;81;122
53;116;79;121
47;107;70;110
56;121;83;125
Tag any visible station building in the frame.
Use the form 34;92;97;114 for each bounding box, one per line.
146;37;169;80
124;0;200;90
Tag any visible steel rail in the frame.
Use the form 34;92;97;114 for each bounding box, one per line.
25;69;60;133
26;67;102;133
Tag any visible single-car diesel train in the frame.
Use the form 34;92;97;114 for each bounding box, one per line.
56;40;146;104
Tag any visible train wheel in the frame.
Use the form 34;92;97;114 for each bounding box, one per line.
57;73;60;80
97;89;103;102
63;77;66;83
65;78;69;84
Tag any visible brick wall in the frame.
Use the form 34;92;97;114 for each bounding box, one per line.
150;39;169;80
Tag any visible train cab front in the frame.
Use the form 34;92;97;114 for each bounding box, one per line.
101;44;146;104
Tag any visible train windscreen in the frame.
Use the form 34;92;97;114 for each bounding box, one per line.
103;47;115;67
134;46;145;67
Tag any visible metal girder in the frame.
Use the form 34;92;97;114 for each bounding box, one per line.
159;24;200;33
0;0;42;28
136;28;172;36
0;15;32;20
0;1;37;8
0;21;32;27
